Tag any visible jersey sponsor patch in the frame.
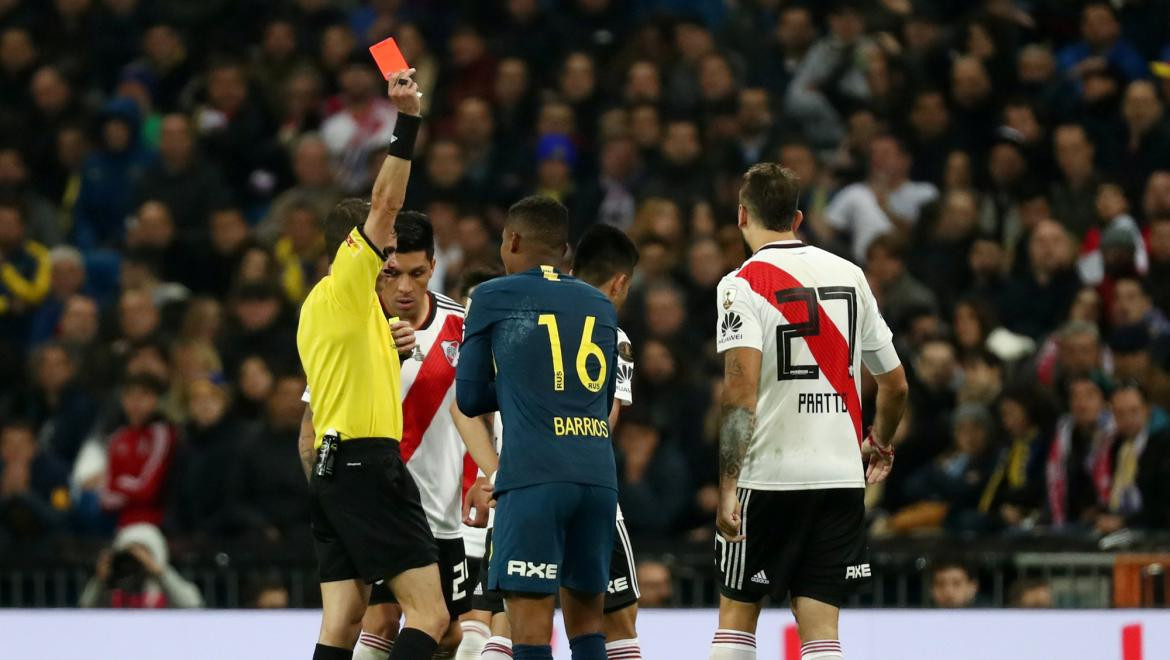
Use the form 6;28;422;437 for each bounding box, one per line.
722;287;737;310
616;361;633;387
721;311;744;342
507;560;558;579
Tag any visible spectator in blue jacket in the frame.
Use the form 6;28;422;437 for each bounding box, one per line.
72;97;155;250
1058;2;1148;94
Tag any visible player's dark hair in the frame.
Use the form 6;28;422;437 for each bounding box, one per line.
572;224;639;287
395;211;434;260
459;268;500;301
739;163;801;232
506;195;569;252
322;198;372;263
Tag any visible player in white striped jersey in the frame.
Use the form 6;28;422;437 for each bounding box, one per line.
461;224;643;660
301;213;498;660
709;164;907;660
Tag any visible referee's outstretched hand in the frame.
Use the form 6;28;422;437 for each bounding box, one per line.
388;68;421;116
463;476;495;528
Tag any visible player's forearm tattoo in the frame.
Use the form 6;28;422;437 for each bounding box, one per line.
719;405;755;482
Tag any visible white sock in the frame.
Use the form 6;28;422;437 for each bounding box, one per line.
801;639;843;659
353;631;393;660
709;629;756;659
456;620;490;660
481;635;513;659
606;637;642;659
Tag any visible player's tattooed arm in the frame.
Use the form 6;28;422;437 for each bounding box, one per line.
718;404;755;483
717;348;761;541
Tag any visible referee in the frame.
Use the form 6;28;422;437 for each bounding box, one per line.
297;69;447;660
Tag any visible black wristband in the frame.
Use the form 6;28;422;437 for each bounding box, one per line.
387;113;421;160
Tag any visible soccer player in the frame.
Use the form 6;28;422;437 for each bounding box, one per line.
296;70;448;660
570;224;643;660
709;164;908;660
303;213;499;659
462;225;643;660
456;196;620;660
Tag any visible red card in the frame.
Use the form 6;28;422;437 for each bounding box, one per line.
369;37;409;80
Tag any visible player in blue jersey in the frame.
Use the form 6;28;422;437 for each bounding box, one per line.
456;195;619;660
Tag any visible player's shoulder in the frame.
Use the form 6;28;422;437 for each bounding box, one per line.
803;243;866;277
432;291;466;317
617;326;631;345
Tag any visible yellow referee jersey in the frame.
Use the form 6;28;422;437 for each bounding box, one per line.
297;226;402;448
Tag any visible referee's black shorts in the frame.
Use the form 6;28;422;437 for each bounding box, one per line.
309;438;438;583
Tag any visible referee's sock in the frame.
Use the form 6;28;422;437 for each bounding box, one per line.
480;635;513;659
569;632;606;659
353;631;394;660
709;629;756;659
605;637;642;659
314;643;353;660
454;620;490;659
387;628;437;660
511;644;552;660
801;639;843;659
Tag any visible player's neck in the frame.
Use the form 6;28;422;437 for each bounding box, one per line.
510;253;561;274
746;229;800;253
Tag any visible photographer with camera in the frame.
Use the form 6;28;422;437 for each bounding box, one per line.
78;522;203;608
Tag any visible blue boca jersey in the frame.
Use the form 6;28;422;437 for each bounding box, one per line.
456;265;619;494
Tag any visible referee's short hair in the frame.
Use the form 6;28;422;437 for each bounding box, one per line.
323;198;372;262
506;195;569;251
572;224;639;287
739;163;801;232
395;211;434;259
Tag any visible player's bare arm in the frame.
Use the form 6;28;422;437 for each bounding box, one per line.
861;365;908;484
451;402;499;527
299;402;316;481
363;68;421;249
717;347;761;543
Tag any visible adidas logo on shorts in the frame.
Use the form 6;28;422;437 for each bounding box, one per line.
474;583;483;596
750;570;769;585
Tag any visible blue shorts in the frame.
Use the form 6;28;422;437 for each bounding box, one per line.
488;482;617;596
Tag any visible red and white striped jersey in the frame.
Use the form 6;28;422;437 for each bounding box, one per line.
396;292;468;539
715;239;899;491
305;292;468;538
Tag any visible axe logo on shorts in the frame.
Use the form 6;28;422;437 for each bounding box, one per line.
845;563;872;579
607;576;630;594
507;560;558;580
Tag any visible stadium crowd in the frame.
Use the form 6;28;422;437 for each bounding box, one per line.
2;0;1170;582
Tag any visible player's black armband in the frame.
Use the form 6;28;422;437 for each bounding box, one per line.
387;113;421;160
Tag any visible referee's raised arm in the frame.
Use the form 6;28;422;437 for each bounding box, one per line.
363;69;422;251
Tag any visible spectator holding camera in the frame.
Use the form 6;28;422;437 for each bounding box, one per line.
79;522;202;608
